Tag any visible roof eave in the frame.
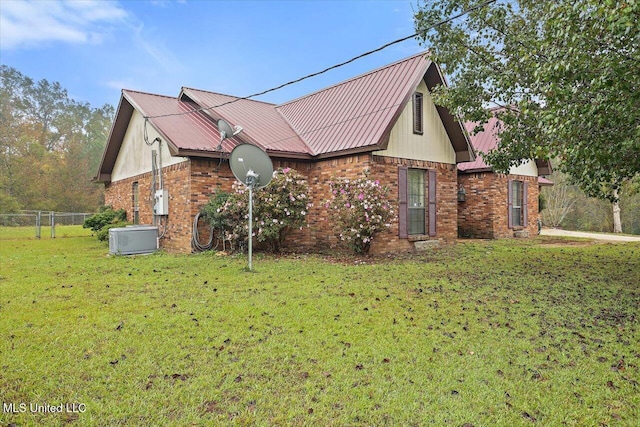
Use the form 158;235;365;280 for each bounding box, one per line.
267;150;314;160
535;159;553;176
313;144;381;160
94;93;135;185
458;167;493;174
92;173;112;184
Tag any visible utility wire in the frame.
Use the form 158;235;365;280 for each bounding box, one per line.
143;0;497;120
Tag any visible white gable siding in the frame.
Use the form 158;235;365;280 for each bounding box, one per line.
111;110;187;182
509;160;538;177
374;80;455;164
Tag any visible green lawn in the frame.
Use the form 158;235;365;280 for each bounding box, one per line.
0;225;94;240
1;229;638;426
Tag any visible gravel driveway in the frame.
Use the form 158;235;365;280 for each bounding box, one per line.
540;228;640;242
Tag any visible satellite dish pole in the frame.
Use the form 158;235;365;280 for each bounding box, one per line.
246;169;259;270
229;143;273;271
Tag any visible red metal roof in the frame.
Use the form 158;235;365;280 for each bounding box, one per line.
458;111;552;175
538;176;554;186
97;52;476;183
458;114;501;172
179;88;311;156
125;90;221;155
276;53;430;156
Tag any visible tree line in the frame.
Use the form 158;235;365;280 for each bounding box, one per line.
0;65;113;213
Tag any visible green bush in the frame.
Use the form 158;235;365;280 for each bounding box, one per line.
84;206;128;240
200;191;231;231
96;221;129;241
83;206;127;233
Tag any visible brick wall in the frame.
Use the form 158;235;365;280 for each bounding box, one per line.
458;172;539;238
104;169;156;227
104;160;221;253
371;155;458;253
104;162;194;253
277;154;458;254
105;154;460;254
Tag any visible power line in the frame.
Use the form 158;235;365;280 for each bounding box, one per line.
144;0;497;120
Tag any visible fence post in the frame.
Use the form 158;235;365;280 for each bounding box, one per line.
36;211;41;239
50;211;55;238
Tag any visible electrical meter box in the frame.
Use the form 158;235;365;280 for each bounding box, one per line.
154;189;168;215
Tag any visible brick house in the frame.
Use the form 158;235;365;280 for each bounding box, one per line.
457;112;552;239
95;53;478;253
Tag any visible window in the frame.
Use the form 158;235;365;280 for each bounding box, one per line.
408;169;425;235
511;181;522;227
399;167;437;238
132;182;140;225
508;180;528;229
412;92;423;134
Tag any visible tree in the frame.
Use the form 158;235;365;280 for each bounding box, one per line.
541;172;576;228
414;0;639;205
542;175;640;234
0;65;113;212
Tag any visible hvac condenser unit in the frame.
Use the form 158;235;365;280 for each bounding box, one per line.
109;226;158;255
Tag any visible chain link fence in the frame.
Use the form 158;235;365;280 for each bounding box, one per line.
0;210;95;239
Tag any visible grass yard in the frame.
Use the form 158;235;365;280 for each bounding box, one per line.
0;225;93;240
0;228;638;426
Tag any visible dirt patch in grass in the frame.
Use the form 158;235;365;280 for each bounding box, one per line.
535;237;598;247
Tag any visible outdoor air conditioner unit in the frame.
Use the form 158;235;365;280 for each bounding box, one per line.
109;226;158;255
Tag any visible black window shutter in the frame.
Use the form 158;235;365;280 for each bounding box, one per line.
507;180;514;229
398;166;408;238
428;169;437;237
413;92;423;134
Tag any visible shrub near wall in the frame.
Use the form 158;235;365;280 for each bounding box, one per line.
204;168;311;252
325;174;396;254
83;206;128;241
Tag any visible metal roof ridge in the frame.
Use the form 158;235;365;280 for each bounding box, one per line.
272;108;317;157
122;89;187;120
276;51;430;108
180;87;312;156
122;88;177;100
180;87;278;107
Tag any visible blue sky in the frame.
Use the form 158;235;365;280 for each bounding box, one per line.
0;0;425;108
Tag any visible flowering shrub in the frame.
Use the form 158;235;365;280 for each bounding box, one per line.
325;176;395;254
203;168;311;252
200;191;231;232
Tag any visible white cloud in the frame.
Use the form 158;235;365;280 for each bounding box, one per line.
0;0;127;50
104;79;134;91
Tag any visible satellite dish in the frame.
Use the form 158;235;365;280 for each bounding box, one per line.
218;119;243;140
229;144;273;189
228;143;273;272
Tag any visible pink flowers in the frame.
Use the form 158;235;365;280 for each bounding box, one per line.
325;174;396;254
203;167;311;252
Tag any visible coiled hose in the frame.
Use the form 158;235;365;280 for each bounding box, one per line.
191;212;214;252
